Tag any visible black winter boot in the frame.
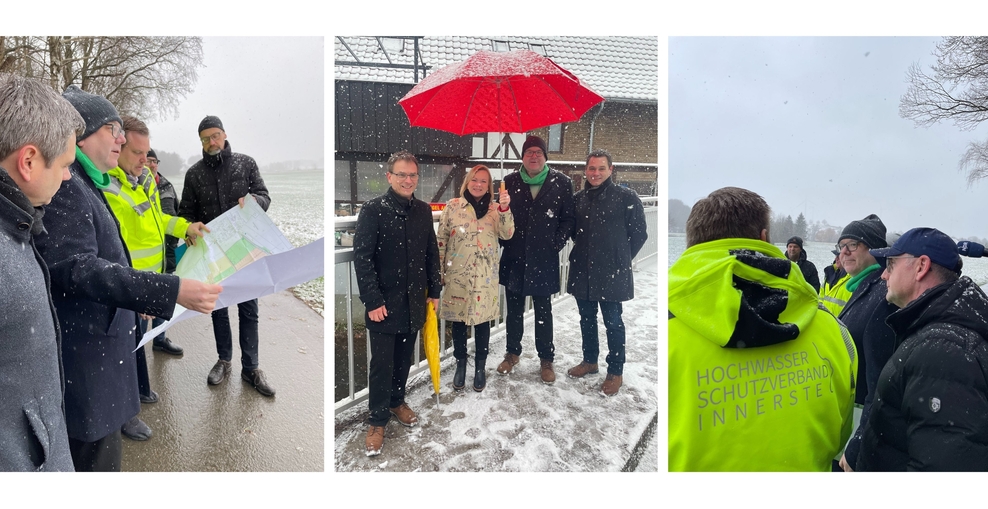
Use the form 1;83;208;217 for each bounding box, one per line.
473;357;487;392
453;358;467;391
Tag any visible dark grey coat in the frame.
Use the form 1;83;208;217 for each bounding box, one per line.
179;141;270;224
498;167;575;296
35;162;179;442
0;168;73;471
157;172;179;273
567;178;648;302
354;188;442;334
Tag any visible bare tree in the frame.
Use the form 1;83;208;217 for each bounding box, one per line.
1;36;203;122
900;37;988;185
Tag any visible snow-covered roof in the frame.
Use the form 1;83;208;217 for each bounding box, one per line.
335;36;657;103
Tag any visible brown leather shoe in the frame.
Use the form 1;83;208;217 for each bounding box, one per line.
389;402;418;427
567;361;599;379
365;425;385;456
496;353;520;375
540;359;556;385
601;373;623;396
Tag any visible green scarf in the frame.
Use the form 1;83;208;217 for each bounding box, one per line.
846;263;881;292
519;164;549;185
75;146;110;189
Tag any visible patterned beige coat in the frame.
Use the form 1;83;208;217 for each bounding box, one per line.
437;197;515;325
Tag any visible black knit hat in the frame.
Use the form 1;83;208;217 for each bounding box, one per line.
786;236;803;248
522;135;547;158
839;214;888;249
61;85;123;142
198;115;224;134
147;148;157;159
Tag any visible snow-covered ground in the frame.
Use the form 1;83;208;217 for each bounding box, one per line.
334;262;659;472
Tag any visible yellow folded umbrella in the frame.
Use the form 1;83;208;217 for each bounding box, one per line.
423;301;441;404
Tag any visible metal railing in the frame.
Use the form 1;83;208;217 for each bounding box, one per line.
334;197;659;412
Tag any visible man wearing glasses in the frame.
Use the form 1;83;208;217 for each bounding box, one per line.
496;135;575;384
36;87;221;471
856;228;988;471
180;115;274;397
833;214;898;472
353;150;441;456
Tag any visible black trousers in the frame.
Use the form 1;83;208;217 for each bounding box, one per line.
212;299;259;370
451;321;490;361
367;330;417;427
69;430;122;472
136;318;152;398
575;298;625;376
505;290;554;361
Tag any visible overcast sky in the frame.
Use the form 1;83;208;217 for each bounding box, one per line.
146;36;324;169
669;36;988;240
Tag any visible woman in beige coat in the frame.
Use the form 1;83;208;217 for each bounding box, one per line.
437;165;515;392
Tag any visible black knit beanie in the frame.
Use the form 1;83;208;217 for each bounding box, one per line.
786;236;803;248
198;115;224;134
522;135;548;158
147;148;157;159
61;85;123;142
839;214;888;249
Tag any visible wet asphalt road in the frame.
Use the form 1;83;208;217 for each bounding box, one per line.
121;290;324;471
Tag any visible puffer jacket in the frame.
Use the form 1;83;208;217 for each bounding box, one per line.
856;276;988;471
669;238;858;471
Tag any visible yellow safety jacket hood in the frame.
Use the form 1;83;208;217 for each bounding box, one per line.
669;238;822;349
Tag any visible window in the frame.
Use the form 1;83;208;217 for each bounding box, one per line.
548;124;564;153
530;44;547;56
492;40;509;52
381;37;404;54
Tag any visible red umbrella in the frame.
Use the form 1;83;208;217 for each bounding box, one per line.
398;49;604;136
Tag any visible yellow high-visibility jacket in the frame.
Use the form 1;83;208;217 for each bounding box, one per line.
820;270;853;317
104;167;190;273
669;238;858;471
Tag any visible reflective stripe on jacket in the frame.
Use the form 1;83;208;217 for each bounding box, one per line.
104;167;190;273
820;272;852;316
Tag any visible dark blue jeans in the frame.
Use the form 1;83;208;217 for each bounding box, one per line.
367;330;417;426
576;298;625;376
505;290;553;361
451;321;490;361
211;299;259;370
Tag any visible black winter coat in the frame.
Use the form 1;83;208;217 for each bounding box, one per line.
856;276;988;471
35;163;180;442
354;189;442;334
837;268;898;467
567;178;648;302
0;168;73;471
157;173;179;273
498;168;575;296
794;251;820;293
179;141;270;224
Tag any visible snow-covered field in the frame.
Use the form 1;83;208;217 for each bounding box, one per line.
171;168;325;314
334;263;659;472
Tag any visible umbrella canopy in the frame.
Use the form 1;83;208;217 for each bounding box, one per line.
399;50;604;136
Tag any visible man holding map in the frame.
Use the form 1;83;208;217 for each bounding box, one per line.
180;115;275;397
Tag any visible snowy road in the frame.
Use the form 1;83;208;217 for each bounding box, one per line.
334;263;659;472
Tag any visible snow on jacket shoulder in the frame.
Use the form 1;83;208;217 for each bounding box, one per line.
669;238;857;471
856;276;988;471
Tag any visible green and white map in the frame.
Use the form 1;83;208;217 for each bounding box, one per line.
175;196;295;284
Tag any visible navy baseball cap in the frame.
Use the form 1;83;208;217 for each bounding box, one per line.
869;227;961;273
